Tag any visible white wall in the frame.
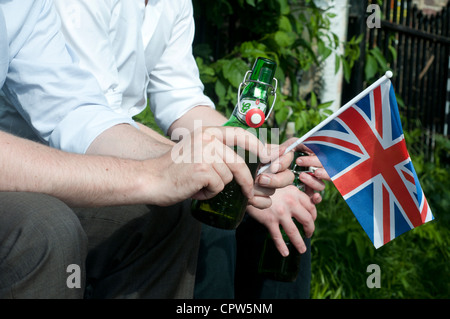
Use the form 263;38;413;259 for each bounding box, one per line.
315;0;350;112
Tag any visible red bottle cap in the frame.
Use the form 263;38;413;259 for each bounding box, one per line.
245;108;265;128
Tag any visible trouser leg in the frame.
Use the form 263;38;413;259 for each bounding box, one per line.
194;224;236;299
74;200;201;299
0;192;88;299
235;215;311;299
0;192;200;299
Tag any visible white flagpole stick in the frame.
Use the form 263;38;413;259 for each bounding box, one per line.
258;70;393;175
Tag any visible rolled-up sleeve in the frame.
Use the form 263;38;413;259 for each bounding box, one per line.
146;0;214;134
2;0;136;154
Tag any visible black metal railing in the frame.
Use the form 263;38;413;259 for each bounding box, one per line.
345;0;450;159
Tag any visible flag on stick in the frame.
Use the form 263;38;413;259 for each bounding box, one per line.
263;71;434;248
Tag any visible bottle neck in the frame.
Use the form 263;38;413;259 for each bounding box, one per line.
224;113;265;144
250;57;277;83
233;57;277;128
225;110;247;127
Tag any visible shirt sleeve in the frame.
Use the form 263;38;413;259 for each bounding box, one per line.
2;0;137;154
146;0;215;135
0;8;7;88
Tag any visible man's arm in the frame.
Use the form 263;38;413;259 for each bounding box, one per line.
170;105;325;256
141;0;323;256
136;122;175;146
144;0;216;135
168;105;227;137
86;123;174;160
0;129;156;207
0;126;270;208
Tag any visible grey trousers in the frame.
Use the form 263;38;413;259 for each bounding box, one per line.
0;192;201;299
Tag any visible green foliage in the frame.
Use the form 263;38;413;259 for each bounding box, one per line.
311;132;450;298
191;0;449;299
364;35;397;84
125;0;450;299
193;0;360;140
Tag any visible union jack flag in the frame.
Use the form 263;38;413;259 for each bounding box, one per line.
303;79;434;248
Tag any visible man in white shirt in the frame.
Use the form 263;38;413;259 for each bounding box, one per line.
1;0;326;298
46;0;329;299
0;0;293;298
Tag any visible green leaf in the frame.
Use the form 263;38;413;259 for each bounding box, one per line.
278;16;292;32
245;0;256;7
214;80;226;103
365;54;378;80
342;59;351;83
274;30;296;48
222;59;248;88
370;47;388;71
317;40;332;61
310;91;317;108
332;32;340;49
239;41;268;60
275;106;289;126
279;0;290;15
318;100;334;109
388;45;397;61
334;55;341;74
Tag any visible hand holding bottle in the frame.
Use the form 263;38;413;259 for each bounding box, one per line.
153;125;272;207
247;185;317;257
283;138;330;204
191;57;281;229
248;139;330;257
249;144;295;209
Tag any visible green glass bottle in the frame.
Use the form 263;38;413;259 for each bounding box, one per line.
257;220;303;282
191;57;278;229
291;151;311;191
257;152;311;282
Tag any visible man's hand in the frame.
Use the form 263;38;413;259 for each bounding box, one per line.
247;138;331;256
247;185;317;256
249;144;295;209
151;126;275;207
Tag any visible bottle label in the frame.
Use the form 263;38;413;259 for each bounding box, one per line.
240;98;267;113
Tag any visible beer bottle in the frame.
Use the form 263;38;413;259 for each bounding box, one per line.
191;57;278;229
257;152;311;282
257;220;303;282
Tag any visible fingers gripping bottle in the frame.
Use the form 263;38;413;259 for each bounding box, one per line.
257;220;303;282
191;57;278;229
257;152;311;282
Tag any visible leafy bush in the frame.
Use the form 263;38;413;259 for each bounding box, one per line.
193;0;360;139
191;0;449;299
137;0;449;299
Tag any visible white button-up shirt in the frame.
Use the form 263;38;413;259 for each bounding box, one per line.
53;0;215;135
0;7;7;88
0;0;137;153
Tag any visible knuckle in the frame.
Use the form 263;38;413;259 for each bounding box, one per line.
262;213;277;226
223;170;233;185
283;195;297;209
273;205;289;219
194;162;211;174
